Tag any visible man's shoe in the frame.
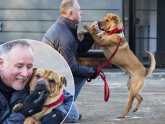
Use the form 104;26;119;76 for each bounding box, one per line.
78;114;82;120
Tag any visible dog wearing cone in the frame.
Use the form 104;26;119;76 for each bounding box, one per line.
83;13;156;118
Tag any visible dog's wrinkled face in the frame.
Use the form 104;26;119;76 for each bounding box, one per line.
30;69;67;98
98;13;123;31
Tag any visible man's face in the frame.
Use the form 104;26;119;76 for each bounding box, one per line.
0;44;34;90
72;2;82;24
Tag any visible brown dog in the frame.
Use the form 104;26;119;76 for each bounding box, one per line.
83;13;156;118
13;68;67;124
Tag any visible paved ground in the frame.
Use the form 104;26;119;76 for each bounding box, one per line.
66;68;165;124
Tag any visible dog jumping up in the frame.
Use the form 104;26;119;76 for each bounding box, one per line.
83;13;156;118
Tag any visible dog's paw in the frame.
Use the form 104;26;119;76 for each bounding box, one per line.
23;117;40;124
77;31;85;41
133;108;138;112
83;23;99;34
13;103;23;112
77;31;85;36
117;114;125;119
83;23;90;30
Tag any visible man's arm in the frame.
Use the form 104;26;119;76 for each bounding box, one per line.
1;112;25;124
1;91;47;124
0;92;25;124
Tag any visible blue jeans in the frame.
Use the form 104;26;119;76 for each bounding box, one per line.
74;77;86;100
64;77;86;123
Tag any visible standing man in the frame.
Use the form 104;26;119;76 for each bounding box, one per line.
42;0;98;122
0;40;47;123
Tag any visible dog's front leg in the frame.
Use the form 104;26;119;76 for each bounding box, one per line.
97;31;106;39
118;97;133;118
83;23;104;46
23;117;40;124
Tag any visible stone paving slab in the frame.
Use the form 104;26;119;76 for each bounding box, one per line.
65;69;165;124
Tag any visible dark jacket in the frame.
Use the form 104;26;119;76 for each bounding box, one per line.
0;78;28;124
0;77;73;124
42;16;96;79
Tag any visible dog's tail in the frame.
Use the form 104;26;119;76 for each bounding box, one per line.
145;51;156;77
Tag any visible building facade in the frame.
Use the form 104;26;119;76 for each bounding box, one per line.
0;0;164;66
124;0;164;66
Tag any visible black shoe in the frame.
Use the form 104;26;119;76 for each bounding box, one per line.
78;114;82;120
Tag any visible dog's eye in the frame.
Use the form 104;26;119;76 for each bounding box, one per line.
106;19;109;22
48;79;55;83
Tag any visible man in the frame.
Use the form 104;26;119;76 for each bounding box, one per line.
0;40;47;123
0;40;73;124
42;0;98;122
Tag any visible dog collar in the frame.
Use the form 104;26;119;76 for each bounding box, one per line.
43;92;64;108
107;27;124;35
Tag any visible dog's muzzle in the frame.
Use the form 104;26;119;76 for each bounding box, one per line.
32;80;48;93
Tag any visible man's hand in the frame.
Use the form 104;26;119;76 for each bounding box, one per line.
87;66;98;82
21;91;48;117
91;66;98;79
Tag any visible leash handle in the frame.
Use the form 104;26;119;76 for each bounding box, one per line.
87;66;101;82
99;71;110;102
87;68;110;102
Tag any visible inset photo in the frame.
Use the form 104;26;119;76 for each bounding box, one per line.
0;39;74;124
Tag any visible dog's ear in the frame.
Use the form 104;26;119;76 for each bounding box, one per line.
111;15;118;23
29;68;37;82
61;76;67;87
28;68;38;89
111;14;123;28
32;68;37;73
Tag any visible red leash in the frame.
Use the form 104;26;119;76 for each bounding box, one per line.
97;38;122;73
87;27;124;102
99;70;110;102
97;38;122;102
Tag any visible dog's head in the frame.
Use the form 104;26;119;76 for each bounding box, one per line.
29;68;67;104
13;68;67;113
98;13;123;32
